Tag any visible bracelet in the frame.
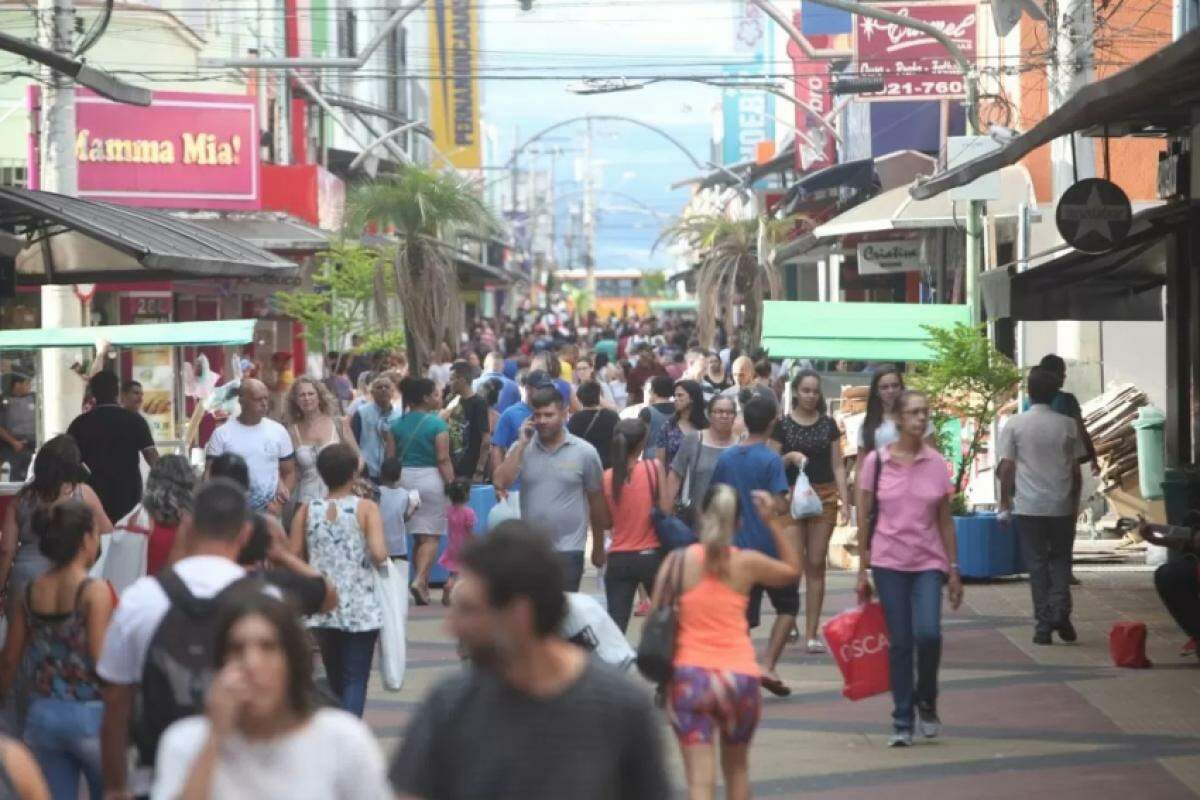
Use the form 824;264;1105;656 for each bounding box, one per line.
949;562;960;572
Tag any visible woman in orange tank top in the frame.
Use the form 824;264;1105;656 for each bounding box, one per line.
651;485;801;800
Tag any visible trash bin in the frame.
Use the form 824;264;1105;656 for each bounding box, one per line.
1133;406;1166;500
1161;467;1200;526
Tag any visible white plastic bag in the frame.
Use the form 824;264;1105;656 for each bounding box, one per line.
90;530;149;594
790;471;824;519
487;491;521;531
374;558;409;691
560;593;636;672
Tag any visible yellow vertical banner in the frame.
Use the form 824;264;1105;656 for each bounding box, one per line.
429;0;481;169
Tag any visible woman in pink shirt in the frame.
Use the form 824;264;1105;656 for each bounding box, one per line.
856;390;963;748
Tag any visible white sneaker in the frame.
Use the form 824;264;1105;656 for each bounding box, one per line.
806;638;826;654
888;731;913;748
917;704;941;739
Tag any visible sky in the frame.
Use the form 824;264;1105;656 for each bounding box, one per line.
477;0;765;272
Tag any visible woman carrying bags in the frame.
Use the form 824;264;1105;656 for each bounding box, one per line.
600;419;663;632
770;370;850;653
653;485;800;800
855;390;963;748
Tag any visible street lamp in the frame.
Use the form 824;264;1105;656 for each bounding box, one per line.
0;30;148;106
567;77;843;146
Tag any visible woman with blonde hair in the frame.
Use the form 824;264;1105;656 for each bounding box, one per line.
652;484;801;800
286;377;359;506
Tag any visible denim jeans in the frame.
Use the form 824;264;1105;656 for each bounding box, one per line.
558;551;585;593
872;567;945;732
314;628;379;717
603;550;662;632
24;697;103;800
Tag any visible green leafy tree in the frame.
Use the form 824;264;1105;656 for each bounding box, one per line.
657;214;803;351
640;270;671;298
275;241;394;351
347;166;498;372
911;323;1022;504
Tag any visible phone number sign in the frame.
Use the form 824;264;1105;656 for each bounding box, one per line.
853;2;977;101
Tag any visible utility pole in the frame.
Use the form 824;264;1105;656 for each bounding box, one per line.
37;0;83;438
582;117;596;300
1049;0;1095;198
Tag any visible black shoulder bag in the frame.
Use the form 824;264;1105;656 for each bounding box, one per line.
636;548;686;684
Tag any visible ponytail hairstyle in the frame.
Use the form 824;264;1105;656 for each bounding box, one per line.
609;418;648;504
697;484;739;576
33;499;94;567
862;364;903;453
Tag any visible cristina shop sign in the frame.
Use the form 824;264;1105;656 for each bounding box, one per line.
857;239;925;275
35;89;260;210
853;3;977;101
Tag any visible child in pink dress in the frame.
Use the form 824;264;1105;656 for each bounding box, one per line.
439;479;477;605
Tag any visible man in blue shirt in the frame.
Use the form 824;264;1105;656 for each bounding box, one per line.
490;370;554;495
473;352;521;413
710;394;795;696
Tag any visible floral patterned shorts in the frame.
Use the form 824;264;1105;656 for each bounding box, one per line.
668;666;762;746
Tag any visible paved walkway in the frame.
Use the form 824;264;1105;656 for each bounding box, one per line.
365;565;1200;798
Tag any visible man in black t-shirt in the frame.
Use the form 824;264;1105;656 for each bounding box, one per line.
567;381;619;470
447;360;490;480
390;522;668;800
67;371;159;522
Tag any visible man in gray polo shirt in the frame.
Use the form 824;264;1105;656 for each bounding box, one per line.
494;386;609;591
998;366;1087;646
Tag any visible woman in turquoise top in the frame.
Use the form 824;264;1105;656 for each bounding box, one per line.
388;377;453;605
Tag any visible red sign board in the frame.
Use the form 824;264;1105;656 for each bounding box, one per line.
853;2;977;101
788;35;836;171
70;89;260;210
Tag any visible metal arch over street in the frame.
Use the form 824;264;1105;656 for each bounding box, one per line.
502;115;706;171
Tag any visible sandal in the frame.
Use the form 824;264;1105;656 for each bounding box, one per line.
759;674;792;697
410;585;430;607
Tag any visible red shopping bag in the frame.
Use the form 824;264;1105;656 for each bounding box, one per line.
823;602;891;700
1109;622;1152;668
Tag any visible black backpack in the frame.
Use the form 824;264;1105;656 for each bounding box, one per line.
132;568;259;766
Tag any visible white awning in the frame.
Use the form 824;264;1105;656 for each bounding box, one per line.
813;165;1040;239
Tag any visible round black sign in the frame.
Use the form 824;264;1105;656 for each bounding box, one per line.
1055;178;1132;254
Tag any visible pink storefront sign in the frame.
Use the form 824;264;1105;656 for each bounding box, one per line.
38;89;260;210
853;2;977;101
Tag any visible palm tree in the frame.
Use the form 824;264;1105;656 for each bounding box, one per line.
348;166;498;372
658;214;803;352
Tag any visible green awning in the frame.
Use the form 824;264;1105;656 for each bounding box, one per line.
650;299;697;312
0;319;258;350
761;301;970;361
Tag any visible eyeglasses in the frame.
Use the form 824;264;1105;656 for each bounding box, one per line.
902;408;930;417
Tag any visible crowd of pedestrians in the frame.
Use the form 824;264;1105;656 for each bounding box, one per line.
0;301;1172;799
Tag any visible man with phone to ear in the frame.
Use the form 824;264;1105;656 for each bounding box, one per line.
493;386;609;592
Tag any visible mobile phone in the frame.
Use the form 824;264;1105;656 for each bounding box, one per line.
524;424;535;440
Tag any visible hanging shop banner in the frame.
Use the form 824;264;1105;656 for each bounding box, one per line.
722;0;775;166
429;0;482;170
787;15;836;172
53;90;259;210
853;2;977;101
1055;178;1132;254
857;239;926;275
120;294;176;440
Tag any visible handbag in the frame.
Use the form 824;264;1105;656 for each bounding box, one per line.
822;601;891;700
790;470;824;519
866;448;885;550
635;549;686;684
672;434;701;526
91;505;151;594
646;461;698;550
374;558;410;691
